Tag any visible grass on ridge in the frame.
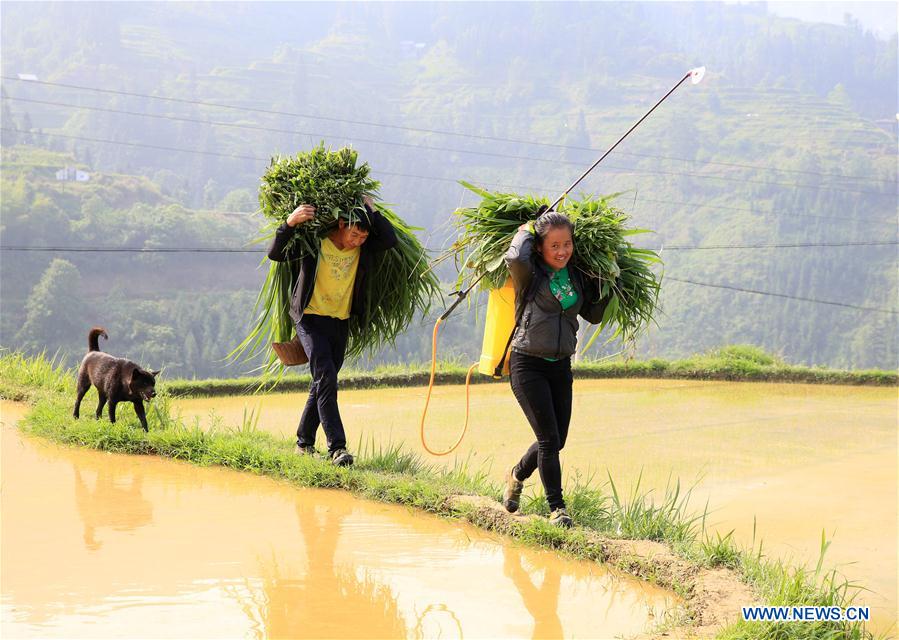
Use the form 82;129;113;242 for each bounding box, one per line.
160;345;896;398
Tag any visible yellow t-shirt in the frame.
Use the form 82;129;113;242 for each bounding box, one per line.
303;237;361;320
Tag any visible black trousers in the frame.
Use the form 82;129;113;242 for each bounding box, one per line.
295;314;349;453
509;350;573;511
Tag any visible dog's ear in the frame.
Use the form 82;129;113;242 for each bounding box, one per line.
149;369;161;378
123;363;138;394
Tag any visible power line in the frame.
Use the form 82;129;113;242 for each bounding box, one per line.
1;127;263;161
0;246;261;253
5;95;579;168
636;196;897;226
3;240;894;254
591;149;896;185
0;127;540;194
3;244;894;314
662;240;898;250
149;193;899;228
8;75;896;185
7;95;892;198
1;125;602;204
4;127;895;229
4;76;896;189
666;277;897;314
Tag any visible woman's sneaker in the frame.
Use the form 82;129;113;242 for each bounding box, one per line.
330;449;354;467
549;508;573;528
502;468;524;513
294;444;316;456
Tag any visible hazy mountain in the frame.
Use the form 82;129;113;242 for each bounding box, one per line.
2;2;896;375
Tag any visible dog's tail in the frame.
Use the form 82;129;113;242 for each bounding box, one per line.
88;327;108;352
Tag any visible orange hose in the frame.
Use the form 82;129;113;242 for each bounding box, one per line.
419;317;478;456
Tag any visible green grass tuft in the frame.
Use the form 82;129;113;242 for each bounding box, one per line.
717;531;877;639
0;348;74;401
605;471;706;544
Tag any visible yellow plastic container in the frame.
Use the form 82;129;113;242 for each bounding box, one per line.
478;279;517;377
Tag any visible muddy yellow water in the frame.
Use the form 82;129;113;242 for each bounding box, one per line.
1;401;678;639
174;379;899;633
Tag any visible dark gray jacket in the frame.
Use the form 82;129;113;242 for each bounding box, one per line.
267;205;398;325
505;229;608;360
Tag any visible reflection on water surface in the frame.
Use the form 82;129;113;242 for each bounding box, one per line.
173;378;898;633
1;401;677;638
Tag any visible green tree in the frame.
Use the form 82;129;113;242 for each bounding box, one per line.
30;193;68;241
826;83;853;108
20;111;33;144
218;189;255;212
1;89;18;147
564;110;590;163
16;259;87;356
203;178;220;209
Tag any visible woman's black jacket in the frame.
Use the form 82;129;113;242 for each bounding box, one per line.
504;229;609;360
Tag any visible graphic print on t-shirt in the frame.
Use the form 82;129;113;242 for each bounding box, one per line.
303;238;361;320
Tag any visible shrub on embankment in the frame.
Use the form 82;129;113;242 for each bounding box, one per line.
162;345;897;398
0;350;71;401
0;351;881;639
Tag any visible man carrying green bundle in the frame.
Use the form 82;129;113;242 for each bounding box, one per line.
267;195;397;466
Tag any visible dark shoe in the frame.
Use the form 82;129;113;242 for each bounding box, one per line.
549;508;573;528
502;468;524;513
294;444;316;456
330;448;354;467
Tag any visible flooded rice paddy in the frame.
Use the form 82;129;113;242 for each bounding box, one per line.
1;400;679;639
174;378;898;633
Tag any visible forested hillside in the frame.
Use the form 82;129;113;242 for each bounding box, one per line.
1;2;896;376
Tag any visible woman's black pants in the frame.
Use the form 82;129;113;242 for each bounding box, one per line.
509;351;573;511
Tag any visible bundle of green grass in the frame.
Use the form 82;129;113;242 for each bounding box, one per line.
447;182;662;348
232;144;439;373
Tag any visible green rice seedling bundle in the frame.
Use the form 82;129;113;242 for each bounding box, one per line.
257;144;376;257
232;144;439;373
448;182;661;346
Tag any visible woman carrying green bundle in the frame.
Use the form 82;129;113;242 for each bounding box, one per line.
501;210;609;528
267;195;397;467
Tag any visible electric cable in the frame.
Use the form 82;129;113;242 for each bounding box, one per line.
636;196;896;226
3;243;891;311
666;277;897;314
4;75;895;185
3;240;895;253
0;127;552;194
4;126;895;226
662;240;898;250
4;95;893;197
0;246;262;253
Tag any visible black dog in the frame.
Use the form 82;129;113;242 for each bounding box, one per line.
73;327;159;432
